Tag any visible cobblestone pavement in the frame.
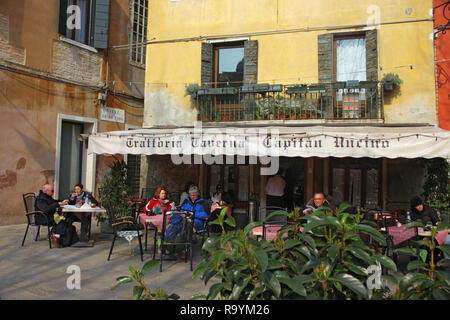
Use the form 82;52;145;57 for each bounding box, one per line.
0;223;212;300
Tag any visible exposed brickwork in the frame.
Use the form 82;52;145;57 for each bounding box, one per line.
51;40;104;86
0;13;25;65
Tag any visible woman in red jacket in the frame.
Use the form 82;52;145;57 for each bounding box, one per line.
143;187;176;215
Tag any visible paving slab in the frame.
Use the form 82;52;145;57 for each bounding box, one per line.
0;223;213;300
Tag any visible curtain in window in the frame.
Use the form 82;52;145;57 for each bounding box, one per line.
66;0;90;45
336;38;366;118
336;38;366;81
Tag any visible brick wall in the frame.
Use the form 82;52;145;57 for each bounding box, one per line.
0;13;25;65
51;40;104;86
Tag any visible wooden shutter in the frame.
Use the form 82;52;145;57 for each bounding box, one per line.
318;33;333;83
58;0;68;36
91;0;110;49
365;29;378;81
201;42;213;88
243;40;258;85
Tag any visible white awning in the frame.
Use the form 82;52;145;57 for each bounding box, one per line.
87;124;450;159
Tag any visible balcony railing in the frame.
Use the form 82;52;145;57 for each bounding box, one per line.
194;82;383;122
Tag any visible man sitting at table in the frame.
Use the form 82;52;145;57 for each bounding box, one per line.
410;196;440;226
168;186;209;259
35;184;69;226
68;183;98;207
303;192;336;215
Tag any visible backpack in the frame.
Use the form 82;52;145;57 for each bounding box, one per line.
55;221;78;247
165;214;188;242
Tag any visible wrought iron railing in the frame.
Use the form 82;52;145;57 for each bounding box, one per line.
195;82;383;122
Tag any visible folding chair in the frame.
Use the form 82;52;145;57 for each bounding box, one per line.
21;193;53;249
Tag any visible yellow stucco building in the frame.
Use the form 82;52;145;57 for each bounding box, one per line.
134;0;445;221
144;0;437;127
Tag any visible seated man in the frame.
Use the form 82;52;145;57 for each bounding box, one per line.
180;186;210;232
410;196;440;226
35;184;69;226
68;183;98;206
303;192;336;215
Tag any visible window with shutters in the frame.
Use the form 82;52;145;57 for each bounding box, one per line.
318;31;379;119
58;0;110;49
130;0;148;65
64;0;93;45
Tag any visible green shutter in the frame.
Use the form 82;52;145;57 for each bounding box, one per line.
318;33;333;83
58;0;68;36
201;42;213;88
91;0;110;49
244;40;258;85
365;29;378;81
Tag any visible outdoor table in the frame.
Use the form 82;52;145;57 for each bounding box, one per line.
139;213;170;232
381;225;449;246
61;204;107;247
251;224;290;241
417;227;449;245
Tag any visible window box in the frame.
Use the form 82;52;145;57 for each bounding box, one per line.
286;85;307;94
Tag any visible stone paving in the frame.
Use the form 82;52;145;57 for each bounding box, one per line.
0;223;212;300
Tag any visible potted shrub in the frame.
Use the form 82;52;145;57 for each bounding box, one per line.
184;83;200;98
381;73;403;91
99;159;134;234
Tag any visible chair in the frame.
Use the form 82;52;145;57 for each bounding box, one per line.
153;207;209;272
106;204;144;262
261;206;288;241
21;193;53;249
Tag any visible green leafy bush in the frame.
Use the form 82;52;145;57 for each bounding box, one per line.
192;205;395;300
112;260;180;300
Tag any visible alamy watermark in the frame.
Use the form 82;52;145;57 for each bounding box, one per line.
66;265;81;290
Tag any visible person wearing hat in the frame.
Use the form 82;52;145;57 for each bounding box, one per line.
211;184;233;208
410;196;440;226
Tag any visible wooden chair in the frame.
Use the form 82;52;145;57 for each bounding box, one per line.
21;192;53;249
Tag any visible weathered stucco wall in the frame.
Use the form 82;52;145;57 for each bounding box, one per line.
0;0;144;225
145;0;436;126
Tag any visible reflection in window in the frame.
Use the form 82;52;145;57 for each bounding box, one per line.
216;47;244;87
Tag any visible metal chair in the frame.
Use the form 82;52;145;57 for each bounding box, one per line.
153;207;209;272
21;192;53;248
106;204;144;262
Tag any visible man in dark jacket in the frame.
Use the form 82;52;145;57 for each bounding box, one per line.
410;196;440;226
35;184;68;226
303;192;336;214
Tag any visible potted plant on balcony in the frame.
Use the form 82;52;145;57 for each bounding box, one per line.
381;73;402;91
185;83;200;98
